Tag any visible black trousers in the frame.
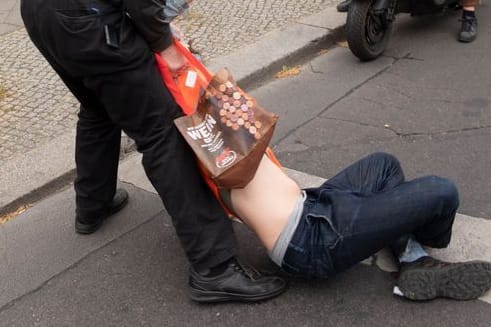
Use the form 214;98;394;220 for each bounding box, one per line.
20;0;237;271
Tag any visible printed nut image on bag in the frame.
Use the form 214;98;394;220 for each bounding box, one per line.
174;68;278;189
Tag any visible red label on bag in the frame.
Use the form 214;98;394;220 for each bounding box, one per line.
216;147;237;168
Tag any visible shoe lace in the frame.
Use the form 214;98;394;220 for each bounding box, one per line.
232;261;262;281
459;17;476;32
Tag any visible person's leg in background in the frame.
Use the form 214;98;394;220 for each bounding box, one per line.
336;0;352;13
458;0;479;42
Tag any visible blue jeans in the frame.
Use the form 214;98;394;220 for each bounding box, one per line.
282;152;459;278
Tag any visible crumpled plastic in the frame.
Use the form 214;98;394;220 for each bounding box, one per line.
162;0;190;23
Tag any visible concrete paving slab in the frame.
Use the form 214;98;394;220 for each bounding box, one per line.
322;57;491;136
4;7;21;27
278;129;491;218
0;182;163;308
0;0;22;35
0;0;16;12
297;6;346;30
0;130;76;213
0;22;17;35
118;151;491;305
118;153;155;194
1;213;490;327
249;46;394;144
207;19;343;90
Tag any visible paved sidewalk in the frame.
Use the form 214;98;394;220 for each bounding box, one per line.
0;0;343;213
1;154;490;326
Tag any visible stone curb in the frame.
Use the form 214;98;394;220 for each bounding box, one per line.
0;7;346;215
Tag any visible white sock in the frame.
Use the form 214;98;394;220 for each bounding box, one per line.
398;237;429;264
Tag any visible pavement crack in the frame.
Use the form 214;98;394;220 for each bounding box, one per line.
358;96;406;111
381;52;424;62
398;124;491;137
402;53;424;61
321;116;400;136
276;59;397;145
296;22;330;30
309;62;324;74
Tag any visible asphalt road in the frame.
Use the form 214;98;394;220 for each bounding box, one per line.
252;8;491;220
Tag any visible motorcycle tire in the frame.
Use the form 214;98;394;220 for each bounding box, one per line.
346;0;393;61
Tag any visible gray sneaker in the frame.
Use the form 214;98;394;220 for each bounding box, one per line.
396;256;491;300
458;17;478;43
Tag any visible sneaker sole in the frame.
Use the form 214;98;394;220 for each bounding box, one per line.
398;261;491;301
458;35;476;43
190;286;286;303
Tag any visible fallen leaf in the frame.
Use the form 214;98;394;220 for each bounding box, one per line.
275;65;301;79
0;205;30;225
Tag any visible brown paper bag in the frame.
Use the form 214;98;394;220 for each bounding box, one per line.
174;68;278;188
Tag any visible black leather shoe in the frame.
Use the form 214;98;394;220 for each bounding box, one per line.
75;188;129;234
336;0;352;13
189;260;287;303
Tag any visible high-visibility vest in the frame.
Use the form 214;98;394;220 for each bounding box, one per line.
154;39;282;218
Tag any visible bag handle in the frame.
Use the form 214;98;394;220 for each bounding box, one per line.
171;39;213;82
155;38;213;114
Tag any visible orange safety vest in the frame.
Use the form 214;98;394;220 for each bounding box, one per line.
154;39;282;217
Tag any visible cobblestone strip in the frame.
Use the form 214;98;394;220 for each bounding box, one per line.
0;29;79;162
0;0;335;162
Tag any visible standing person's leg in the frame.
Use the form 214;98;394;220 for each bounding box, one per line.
20;0;130;234
458;0;478;42
21;0;286;302
72;92;129;234
83;58;286;302
84;60;239;270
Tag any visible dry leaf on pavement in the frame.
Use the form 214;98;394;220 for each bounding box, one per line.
275;65;301;79
0;205;30;225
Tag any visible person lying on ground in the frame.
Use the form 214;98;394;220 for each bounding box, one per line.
221;151;491;300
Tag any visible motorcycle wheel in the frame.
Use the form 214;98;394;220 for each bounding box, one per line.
346;0;393;61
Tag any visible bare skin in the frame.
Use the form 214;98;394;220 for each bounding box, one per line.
231;155;301;251
160;21;300;252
